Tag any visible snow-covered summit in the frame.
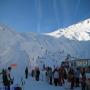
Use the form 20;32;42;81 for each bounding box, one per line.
46;18;90;41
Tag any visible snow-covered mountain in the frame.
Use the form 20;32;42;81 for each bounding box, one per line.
0;18;90;70
46;18;90;41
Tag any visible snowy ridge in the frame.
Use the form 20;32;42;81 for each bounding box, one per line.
46;18;90;41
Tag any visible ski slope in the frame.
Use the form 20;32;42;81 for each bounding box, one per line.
0;18;90;90
0;18;90;70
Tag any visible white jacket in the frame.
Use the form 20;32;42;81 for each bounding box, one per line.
53;71;59;79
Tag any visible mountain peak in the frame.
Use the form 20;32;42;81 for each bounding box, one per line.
46;18;90;41
81;18;90;24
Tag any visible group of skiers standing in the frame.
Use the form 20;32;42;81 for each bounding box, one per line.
31;67;86;90
1;65;87;90
30;65;87;90
45;66;67;86
68;67;86;90
46;66;87;90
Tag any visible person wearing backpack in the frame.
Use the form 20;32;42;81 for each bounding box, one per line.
2;67;13;90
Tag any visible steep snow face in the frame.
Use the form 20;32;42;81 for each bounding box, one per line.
0;18;90;69
0;25;29;68
47;18;90;41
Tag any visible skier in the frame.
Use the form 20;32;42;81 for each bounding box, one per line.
25;67;28;79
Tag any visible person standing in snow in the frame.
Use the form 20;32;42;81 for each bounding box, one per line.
80;68;86;90
61;67;66;85
53;68;59;86
31;69;35;77
69;68;75;89
58;67;62;86
48;67;53;85
35;67;40;81
2;67;13;90
25;67;28;79
45;67;49;83
2;69;8;90
7;67;13;90
75;68;80;87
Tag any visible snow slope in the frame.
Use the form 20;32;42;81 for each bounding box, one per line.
0;18;90;70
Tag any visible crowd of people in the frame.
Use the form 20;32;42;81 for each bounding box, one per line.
0;65;88;90
31;65;87;90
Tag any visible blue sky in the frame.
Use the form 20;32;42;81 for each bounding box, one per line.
0;0;90;33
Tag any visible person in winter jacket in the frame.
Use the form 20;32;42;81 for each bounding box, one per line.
48;68;53;85
58;67;62;86
80;68;86;90
35;68;40;81
45;67;49;83
2;67;13;90
2;69;9;90
25;67;28;79
68;68;75;89
75;68;80;87
31;69;34;77
53;69;59;86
